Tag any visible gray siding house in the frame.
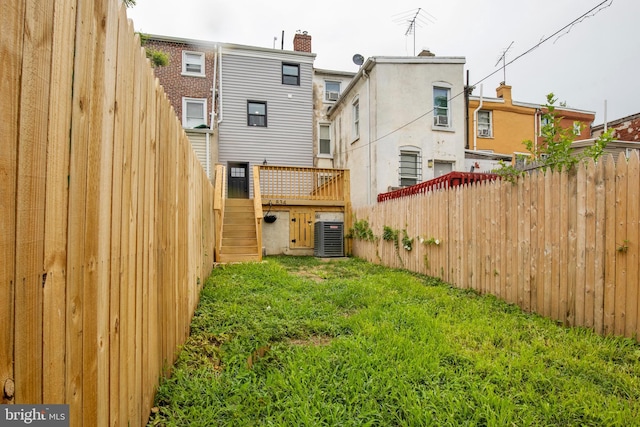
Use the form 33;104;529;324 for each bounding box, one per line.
217;44;316;197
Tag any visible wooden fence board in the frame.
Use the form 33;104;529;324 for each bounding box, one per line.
43;0;76;404
614;153;628;336
593;157;606;334
625;153;639;338
529;172;539;314
603;154;617;334
0;0;25;405
584;159;597;329
15;0;55;403
536;172;546;315
559;169;570;324
109;6;129;424
575;164;587;326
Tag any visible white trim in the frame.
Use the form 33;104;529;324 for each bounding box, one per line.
182;50;205;77
182;97;208;128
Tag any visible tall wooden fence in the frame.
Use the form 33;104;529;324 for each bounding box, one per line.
353;153;640;340
1;1;215;426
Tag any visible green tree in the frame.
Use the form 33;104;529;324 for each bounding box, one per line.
494;93;613;179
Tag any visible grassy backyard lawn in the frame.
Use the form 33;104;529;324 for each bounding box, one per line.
148;257;640;426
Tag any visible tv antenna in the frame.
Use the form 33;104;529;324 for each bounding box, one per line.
392;8;436;56
495;41;514;84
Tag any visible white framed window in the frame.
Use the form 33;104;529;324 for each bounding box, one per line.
399;148;422;187
573;121;582;136
319;123;331;155
182;51;205;76
478;110;492;137
182;98;207;128
514;152;532;169
433;87;450;127
352;99;360;139
539;115;553;135
325;81;341;102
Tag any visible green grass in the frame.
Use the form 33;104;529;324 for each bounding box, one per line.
148;257;640;426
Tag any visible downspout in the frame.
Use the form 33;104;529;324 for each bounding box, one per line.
212;44;218;126
207;44;217;180
534;109;539;152
465;70;470;149
205;133;211;178
363;68;371;205
217;47;224;124
472;84;483;151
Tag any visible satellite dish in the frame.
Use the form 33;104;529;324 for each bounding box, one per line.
352;54;364;66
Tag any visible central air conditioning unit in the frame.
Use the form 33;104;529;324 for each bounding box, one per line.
326;91;340;101
434;115;448;126
314;221;344;257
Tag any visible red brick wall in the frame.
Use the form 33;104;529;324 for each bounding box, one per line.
608;116;640;142
145;39;215;126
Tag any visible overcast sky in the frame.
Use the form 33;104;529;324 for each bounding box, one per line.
127;0;637;124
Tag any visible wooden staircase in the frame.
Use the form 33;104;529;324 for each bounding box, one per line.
218;198;261;263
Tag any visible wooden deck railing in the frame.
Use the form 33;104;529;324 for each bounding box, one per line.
213;164;226;260
258;166;350;206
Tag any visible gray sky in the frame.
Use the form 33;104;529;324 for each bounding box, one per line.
127;0;637;124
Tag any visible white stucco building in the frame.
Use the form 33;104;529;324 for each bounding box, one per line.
327;55;467;207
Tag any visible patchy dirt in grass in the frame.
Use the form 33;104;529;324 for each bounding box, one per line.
288;335;333;347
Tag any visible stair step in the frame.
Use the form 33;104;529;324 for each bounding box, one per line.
218;253;261;263
222;237;257;247
220;246;258;254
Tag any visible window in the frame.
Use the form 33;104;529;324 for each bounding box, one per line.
433;87;450;127
539;115;553;135
573;121;582;136
478;110;492;137
319;124;331;155
514;153;532;169
182;98;207;128
182;51;205;76
399;149;422;187
352;99;360;139
325;81;341;101
282;63;300;85
248;101;267;127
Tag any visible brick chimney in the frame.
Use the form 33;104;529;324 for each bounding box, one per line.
293;31;312;53
496;83;512;104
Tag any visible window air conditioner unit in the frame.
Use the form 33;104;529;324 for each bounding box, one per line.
314;221;344;257
327;91;339;101
479;128;490;137
434;115;448;126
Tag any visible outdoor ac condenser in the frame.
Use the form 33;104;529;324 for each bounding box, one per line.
314;221;344;257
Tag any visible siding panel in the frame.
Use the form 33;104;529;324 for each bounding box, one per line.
219;53;314;171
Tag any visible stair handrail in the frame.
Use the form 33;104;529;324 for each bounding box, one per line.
252;165;263;261
213;164;226;261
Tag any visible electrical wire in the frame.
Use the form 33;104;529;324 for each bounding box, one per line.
332;0;614;159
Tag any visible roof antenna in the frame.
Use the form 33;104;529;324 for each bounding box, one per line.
495;41;514;85
392;8;436;56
